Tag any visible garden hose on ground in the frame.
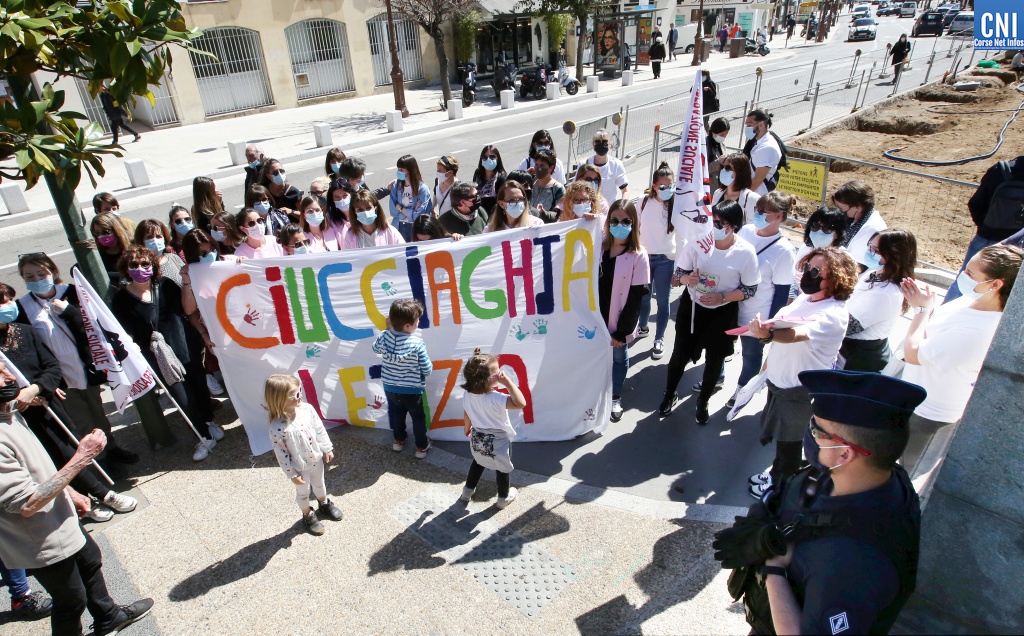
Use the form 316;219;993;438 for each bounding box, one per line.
882;83;1024;167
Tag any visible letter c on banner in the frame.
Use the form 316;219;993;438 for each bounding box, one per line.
360;258;397;330
216;273;280;349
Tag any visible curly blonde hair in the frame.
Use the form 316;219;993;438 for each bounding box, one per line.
559;180;600;221
799;246;858;301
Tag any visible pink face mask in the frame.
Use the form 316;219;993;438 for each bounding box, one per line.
97;234;117;247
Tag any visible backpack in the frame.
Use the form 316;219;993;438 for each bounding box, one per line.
981;160;1024;234
743;131;789;192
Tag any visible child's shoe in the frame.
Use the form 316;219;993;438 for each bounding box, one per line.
460;486;475;502
318;498;344;521
496;487;518;509
303;510;325;535
392;439;405;452
415;440;432;459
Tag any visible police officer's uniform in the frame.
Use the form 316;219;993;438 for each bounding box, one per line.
714;370;927;635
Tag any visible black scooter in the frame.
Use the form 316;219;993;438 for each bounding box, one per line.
519;64;548;100
459;62;477;107
492;59;517;94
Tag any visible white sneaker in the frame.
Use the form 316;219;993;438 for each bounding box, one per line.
102;490;138;513
206;374;225;396
610;398;623;422
749;481;772;500
460;486;476;502
415;441;432;459
496;487;519;509
192;438;215;461
207;422;225;441
83;506;114;523
651;338;665;360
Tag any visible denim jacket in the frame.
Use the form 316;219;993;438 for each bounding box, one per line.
389;181;434;224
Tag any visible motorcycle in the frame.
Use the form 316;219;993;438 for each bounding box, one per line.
556;61;581;95
492;59;517;95
459;62;477;107
745;37;770;56
519;64;548;100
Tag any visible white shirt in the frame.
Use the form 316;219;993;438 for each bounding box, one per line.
901;297;1002;423
846;211;888;267
845;271;904;341
712;188;760;225
517;157;567;185
464;390;516;438
749;133;782;196
1013;52;1023;68
434;180;455;215
19;288;88;390
765;294;849;389
737;226;796;325
676;235;761;309
586;155;629;205
638;195;685;259
233;238;284;259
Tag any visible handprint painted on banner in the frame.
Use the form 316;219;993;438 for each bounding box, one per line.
305;345;322;359
578;325;597;339
533;319;548;335
381;281;397;296
371;394;386;410
510;325;528;341
584;408;596;421
242;304;260;325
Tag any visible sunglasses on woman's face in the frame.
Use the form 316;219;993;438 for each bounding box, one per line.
199;249;216;259
291;239;312;248
127;261;152;269
657;184;673;191
801;263;821;278
483;155;497;161
608;217;633;227
243;219;264;228
712;219;726;230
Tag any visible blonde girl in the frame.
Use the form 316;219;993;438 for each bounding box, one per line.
266;374;343;536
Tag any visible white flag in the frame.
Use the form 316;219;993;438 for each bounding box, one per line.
72;270;157;412
674;69;715;259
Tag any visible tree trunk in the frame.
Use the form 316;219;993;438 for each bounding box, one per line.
431;26;452;104
575;12;586;81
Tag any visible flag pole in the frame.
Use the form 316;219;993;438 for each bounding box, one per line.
149;373;210;448
44;404;116;486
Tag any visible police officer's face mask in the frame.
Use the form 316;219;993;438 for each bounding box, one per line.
803;423;850;473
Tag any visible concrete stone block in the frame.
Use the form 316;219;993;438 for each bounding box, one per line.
124;158;150;188
586;75;600;93
546;82;559;100
622;70;634;86
313;123;333;148
447;99;463;120
227;140;247;166
0;183;29;215
500;89;515;110
386;110;403;132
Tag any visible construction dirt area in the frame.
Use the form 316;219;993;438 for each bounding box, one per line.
787;56;1024;270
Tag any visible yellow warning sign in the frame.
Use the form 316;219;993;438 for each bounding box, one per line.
776;158;826;201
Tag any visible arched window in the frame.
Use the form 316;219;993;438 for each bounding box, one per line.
188;27;274;116
285;19;356;99
367;14;424;86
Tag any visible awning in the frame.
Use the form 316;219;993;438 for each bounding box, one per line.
477;0;522;19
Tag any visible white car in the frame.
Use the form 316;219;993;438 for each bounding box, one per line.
947;11;973;35
852;4;872;19
900;1;917;18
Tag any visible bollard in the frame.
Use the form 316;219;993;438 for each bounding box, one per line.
0;183;29;214
447;99;463;120
947;38;955;58
922;51;937;85
862;62;876;109
735;100;749;149
622;70;634;86
804;60;817;100
546;82;559;100
880;44;893;78
846;50;862;88
385;110;403;132
751;67;764;106
227;140;247;166
124;158;150;188
852;70;867;112
313;123;333;148
807;83;821;131
586;75;599;93
500;89;515;109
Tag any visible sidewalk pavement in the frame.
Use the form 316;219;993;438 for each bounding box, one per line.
2;405;748;636
0;47;794;222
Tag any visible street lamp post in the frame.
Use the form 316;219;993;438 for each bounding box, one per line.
384;0;409;117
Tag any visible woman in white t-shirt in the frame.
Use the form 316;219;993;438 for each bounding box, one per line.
711;153;760;225
747;247;858;495
833;180;887;270
659;200;760;425
840;228;916;372
899;244;1022;475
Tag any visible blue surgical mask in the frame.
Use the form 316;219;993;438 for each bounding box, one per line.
955;271;993;300
305;212;325;227
719;169;735;186
356;210;378;226
752;212;770;230
572;202;592;215
200;250;218;263
395;170;407;181
26;277;54;296
335;198;351;212
482;158;498;171
0;302;19;324
211;229;227;242
744;125;757;140
174;221;194;236
254;201;271;215
862;250;883;271
271;172;286;186
713;225;730;241
657;187;674;201
505;201;526;218
249;160;261;170
609;224;632;240
330;162;342;174
145;237;166;254
535;145;550;152
292;244;308;256
809;230;835;248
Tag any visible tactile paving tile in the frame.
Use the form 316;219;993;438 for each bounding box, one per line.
390;486;575;617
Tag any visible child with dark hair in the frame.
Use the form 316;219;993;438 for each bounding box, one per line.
460;349;527;508
372;299;433;458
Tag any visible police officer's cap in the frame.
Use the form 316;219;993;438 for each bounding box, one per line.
798;370;926;429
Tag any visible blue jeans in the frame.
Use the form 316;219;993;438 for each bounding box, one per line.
612;342;629;397
396;220;414;243
1;558;30;600
386;390;429;449
943;234;997;304
737;335;766;388
639;254;674;340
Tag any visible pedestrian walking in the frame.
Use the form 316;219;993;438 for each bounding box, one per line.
786;15;797;41
98;87;140;145
373;299;433;459
668;24;679;60
649;37;667;78
718;25;729;52
459;349;527;508
890;34;911;85
266;374;343;536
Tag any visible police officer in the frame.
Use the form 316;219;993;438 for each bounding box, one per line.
713;369;926;635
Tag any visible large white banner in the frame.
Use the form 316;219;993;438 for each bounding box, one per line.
192;220;612;455
674;68;715;259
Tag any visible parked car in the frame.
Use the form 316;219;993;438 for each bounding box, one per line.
877;3;902;16
848;17;879;40
912;11;945;36
942;9;960;28
900;1;917;18
937;3;960;11
947;11;974;35
852;4;872;19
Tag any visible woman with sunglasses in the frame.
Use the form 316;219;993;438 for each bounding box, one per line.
89;212;135;285
233;208;285;259
298;195;339;252
712;153;759;226
245;184;290;238
340;190;405;249
557;180;602;222
485;181;544;233
111;245;221;461
518;130;567;184
573;164;611;215
599;201;651;422
660;200;760;425
747;246;858;495
209;210;244;257
258;159;304;220
277;224;322;255
637;161;683;360
473;145;507;216
134;219;187;291
899;244;1022;476
791;206;848;298
166;204;194;257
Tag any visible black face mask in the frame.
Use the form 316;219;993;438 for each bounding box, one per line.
0;380;20;404
594;142;610;157
799;271;824;295
536;166;550;177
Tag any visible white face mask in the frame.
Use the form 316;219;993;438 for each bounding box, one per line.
305;212;324;227
719;169;735;187
955;271;994;300
437;171;449;182
505;201;526;218
572;202;592;215
714;134;728;145
292;244;308;256
334;198;351;212
246;223;265;240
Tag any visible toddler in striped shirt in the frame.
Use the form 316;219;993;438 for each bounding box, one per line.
372;299;433;458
